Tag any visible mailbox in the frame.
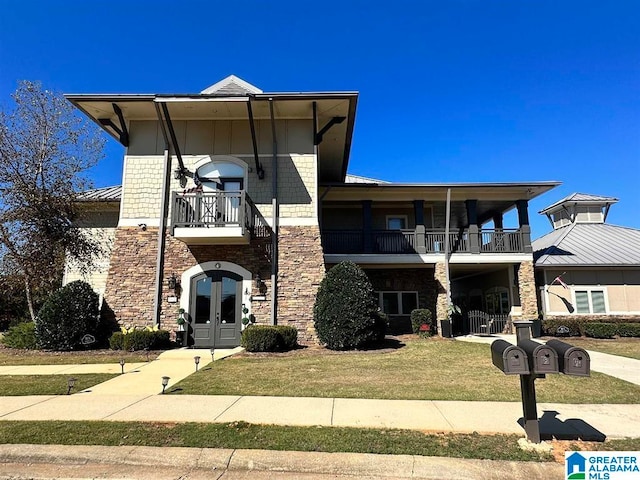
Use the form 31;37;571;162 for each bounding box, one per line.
519;339;559;374
546;339;591;377
491;339;530;375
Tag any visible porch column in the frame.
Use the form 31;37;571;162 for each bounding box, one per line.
493;213;503;230
414;200;426;253
516;261;538;318
362;200;373;253
465;199;480;254
434;262;449;336
516;199;532;253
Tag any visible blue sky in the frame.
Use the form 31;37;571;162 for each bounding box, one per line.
1;0;638;237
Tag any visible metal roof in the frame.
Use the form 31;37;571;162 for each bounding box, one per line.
77;185;122;201
539;192;618;214
533;222;640;266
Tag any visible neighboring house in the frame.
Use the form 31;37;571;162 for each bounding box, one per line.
65;75;559;347
533;193;640;320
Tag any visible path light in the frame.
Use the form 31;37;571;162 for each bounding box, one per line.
67;377;77;395
194;356;201;372
119;359;125;374
210;348;215;363
161;376;170;394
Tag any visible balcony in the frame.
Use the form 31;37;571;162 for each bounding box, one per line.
322;228;526;255
171;191;271;245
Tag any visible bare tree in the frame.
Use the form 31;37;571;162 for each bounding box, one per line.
0;81;106;321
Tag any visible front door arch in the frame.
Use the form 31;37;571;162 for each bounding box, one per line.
181;261;252;348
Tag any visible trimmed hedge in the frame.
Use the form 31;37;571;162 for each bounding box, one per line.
35;281;100;351
584;323;618;339
617;323;640;337
313;261;383;350
109;329;171;351
240;325;298;352
541;318;585;337
410;309;433;335
0;321;38;349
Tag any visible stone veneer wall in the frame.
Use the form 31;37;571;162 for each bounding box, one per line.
434;262;449;335
101;227;159;327
101;227;273;331
276;225;326;344
516;260;538;318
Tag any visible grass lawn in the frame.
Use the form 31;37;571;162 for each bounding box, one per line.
0;374;117;396
0;420;637;462
0;348;161;366
170;337;640;403
547;337;640;360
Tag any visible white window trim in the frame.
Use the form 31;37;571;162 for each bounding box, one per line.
375;290;419;316
571;286;609;315
385;215;408;230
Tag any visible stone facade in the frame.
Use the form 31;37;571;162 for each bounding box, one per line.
516;260;538;318
277;225;326;343
434;262;449;332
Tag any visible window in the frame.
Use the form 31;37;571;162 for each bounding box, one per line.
574;289;607;314
386;215;407;230
374;291;418;315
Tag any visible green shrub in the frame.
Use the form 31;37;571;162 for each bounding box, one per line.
241;325;298;352
35;281;99;351
108;329;171;351
541;318;585;337
0;321;38;349
373;311;389;342
410;309;433;335
313;261;382;350
274;325;298;351
617;323;640;337
585;323;618;339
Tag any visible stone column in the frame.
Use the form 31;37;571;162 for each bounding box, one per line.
517;260;538;318
434;262;449;336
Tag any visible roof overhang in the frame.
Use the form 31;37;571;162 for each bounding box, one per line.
65;91;358;182
320;181;561;226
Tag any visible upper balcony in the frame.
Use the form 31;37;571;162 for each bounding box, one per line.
321;228;527;255
171;191;271;245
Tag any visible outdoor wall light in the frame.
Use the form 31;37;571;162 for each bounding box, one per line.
194;356;201;372
67;377;77;395
161;376;170;394
119;359;125;374
254;272;262;289
167;273;180;293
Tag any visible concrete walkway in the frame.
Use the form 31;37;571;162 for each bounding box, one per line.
455;334;640;386
0;347;244;395
1;394;638;439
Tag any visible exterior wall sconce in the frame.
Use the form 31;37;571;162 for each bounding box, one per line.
255;273;266;294
168;273;179;293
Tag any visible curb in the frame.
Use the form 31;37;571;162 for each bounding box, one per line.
0;444;564;479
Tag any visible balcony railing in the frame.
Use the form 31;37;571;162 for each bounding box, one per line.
322;228;525;254
171;191;271;240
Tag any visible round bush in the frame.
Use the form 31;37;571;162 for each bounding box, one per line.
410;309;433;335
35;280;99;351
313;261;382;350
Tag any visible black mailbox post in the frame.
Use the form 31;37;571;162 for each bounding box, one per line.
491;340;530;375
490;321;591;444
546;339;590;377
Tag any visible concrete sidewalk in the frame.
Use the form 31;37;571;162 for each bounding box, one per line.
455;334;640;386
0;444;564;480
1;394;638;439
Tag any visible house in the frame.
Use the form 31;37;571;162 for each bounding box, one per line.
533;193;640;320
64;75;559;347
